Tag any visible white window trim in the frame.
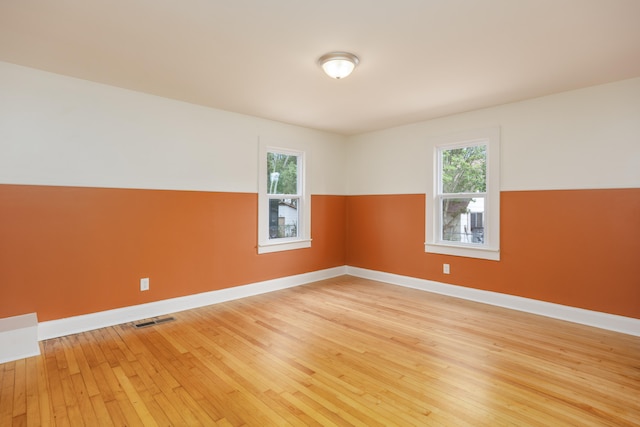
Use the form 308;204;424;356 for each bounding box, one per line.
425;127;500;261
258;141;311;254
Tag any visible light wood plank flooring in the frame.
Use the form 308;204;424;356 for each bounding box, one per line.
2;276;639;426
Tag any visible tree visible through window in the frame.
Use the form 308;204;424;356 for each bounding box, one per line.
267;152;299;239
440;144;486;244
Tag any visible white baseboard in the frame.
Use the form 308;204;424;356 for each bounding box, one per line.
37;265;639;341
0;313;40;363
38;266;347;341
347;266;640;337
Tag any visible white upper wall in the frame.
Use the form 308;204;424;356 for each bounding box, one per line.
0;62;346;195
2;61;638;196
346;77;640;194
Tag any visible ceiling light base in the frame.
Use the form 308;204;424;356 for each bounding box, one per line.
318;52;359;79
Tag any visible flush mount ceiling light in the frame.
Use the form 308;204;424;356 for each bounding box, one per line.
318;52;359;79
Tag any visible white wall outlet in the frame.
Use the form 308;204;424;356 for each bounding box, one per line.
443;264;450;274
140;277;150;291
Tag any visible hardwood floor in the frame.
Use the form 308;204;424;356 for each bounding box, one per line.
1;275;639;426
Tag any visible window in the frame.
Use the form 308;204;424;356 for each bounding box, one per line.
258;143;310;254
426;128;500;260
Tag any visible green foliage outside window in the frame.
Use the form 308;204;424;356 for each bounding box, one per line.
442;145;486;194
267;152;298;195
441;145;486;242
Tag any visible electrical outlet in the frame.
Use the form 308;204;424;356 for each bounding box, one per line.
140;277;150;291
443;264;450;274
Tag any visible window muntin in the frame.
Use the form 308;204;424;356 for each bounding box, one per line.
426;128;500;261
258;144;310;254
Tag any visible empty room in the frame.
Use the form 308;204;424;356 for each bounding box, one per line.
1;1;639;425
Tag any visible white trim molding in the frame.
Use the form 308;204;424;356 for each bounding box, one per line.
38;266;347;341
36;265;639;341
347;266;640;337
0;313;40;363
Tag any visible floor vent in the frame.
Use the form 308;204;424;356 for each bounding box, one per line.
134;316;176;328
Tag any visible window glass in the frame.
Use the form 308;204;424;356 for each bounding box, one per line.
267;152;298;195
267;151;300;240
269;198;299;239
441;145;486;193
439;144;487;244
441;196;485;243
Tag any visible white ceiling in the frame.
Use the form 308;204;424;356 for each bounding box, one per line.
1;0;639;135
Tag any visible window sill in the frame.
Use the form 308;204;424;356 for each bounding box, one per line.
425;242;500;261
258;238;312;254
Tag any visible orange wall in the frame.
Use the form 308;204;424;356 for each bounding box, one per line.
0;185;346;321
346;189;640;319
2;185;638;322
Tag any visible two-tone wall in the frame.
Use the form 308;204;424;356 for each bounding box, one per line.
0;61;347;322
1;60;639;329
345;77;640;319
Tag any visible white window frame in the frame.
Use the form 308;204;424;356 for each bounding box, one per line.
425;127;500;261
258;142;311;254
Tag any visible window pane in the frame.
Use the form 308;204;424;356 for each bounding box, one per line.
441;145;486;193
267;152;298;195
268;198;299;239
442;197;485;243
